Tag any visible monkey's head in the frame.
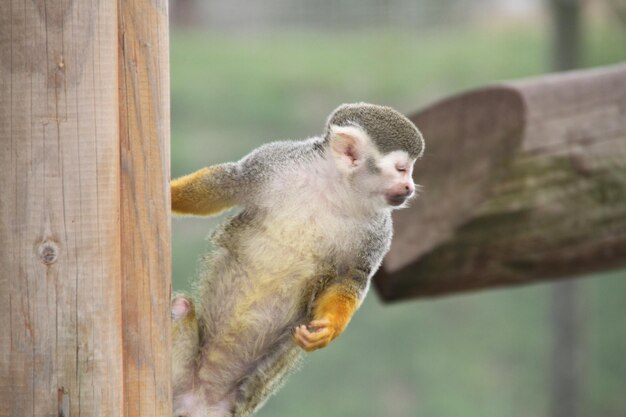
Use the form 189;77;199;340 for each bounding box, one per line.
324;103;424;209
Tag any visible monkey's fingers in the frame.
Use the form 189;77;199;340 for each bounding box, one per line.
293;324;334;352
301;325;333;343
294;332;323;352
296;334;333;352
307;318;331;331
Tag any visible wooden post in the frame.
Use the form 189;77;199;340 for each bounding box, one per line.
0;0;171;416
375;64;626;301
118;0;171;416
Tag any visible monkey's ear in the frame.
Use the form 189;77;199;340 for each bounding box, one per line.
328;125;368;169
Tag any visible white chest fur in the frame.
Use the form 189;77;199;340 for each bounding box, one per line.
259;159;370;260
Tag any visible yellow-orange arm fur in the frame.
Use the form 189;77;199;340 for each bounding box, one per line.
171;165;240;216
294;284;360;352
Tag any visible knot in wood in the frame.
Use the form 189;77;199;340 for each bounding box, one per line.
58;387;70;417
37;241;59;265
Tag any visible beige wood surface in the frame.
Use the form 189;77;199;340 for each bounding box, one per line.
0;1;123;415
118;0;172;416
0;0;171;415
375;64;626;301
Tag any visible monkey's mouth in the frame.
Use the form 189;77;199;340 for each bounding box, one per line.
386;195;408;206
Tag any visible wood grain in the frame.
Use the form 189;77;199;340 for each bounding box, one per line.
375;64;626;301
0;0;172;415
0;0;123;416
118;0;172;416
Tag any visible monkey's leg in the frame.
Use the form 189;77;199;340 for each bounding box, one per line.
171;294;200;393
230;342;302;417
171;163;243;216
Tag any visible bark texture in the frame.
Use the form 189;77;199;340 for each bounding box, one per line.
375;64;626;301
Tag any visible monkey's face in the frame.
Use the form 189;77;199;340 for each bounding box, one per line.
328;124;417;210
375;150;416;208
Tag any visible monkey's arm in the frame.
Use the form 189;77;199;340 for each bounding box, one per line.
293;276;363;352
171;163;245;216
294;216;392;352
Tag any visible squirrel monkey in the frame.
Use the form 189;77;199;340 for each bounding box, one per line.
171;103;424;417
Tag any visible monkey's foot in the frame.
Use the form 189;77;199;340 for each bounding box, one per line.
293;319;335;352
171;295;193;321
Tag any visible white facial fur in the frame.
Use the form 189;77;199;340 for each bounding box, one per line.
376;150;416;207
328;124;417;210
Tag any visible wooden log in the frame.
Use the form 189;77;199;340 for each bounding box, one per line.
375;64;626;301
0;0;171;415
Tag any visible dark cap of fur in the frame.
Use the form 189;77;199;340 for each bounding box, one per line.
324;103;424;159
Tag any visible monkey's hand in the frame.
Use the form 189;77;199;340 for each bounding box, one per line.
293;286;359;352
293;319;336;352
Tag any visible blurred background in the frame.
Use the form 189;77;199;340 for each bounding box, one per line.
169;1;626;416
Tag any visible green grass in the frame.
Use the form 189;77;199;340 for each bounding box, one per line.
170;22;626;417
170;24;625;173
